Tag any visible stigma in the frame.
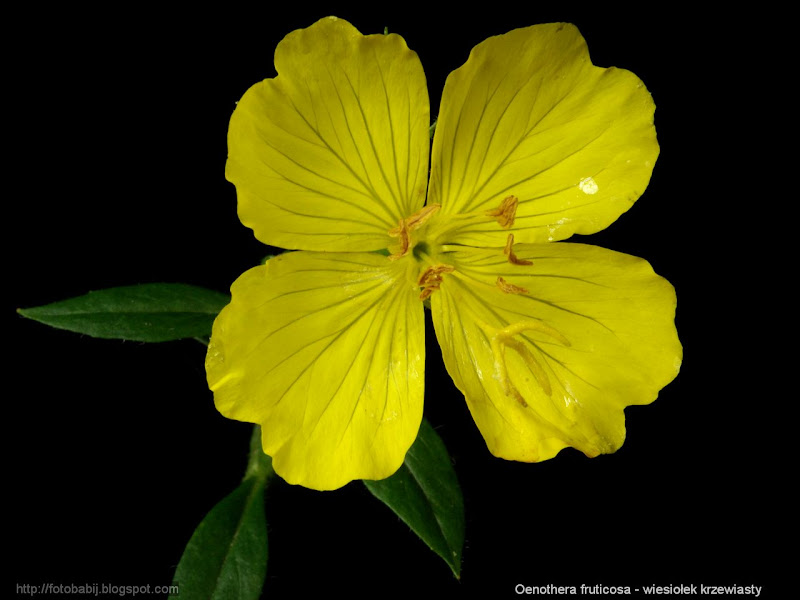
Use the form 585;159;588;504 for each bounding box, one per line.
479;319;571;406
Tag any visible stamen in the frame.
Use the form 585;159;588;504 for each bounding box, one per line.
406;203;441;230
503;234;532;266
485;195;519;229
496;276;528;295
388;204;441;260
427;197;522;244
418;264;455;300
387;219;410;261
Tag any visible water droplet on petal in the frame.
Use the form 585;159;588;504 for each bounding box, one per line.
579;177;599;195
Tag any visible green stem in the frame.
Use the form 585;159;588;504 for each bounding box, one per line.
244;426;274;484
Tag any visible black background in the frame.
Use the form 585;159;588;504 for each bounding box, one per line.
9;5;781;599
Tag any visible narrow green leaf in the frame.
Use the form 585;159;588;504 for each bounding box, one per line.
171;478;268;600
364;419;465;578
17;283;230;342
172;428;272;600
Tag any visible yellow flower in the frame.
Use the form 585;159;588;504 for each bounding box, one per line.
207;17;682;490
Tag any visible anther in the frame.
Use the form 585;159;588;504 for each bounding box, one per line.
405;203;440;229
418;264;455;300
388;204;441;260
496;276;528;295
485;195;519;229
503;234;532;266
388;219;410;260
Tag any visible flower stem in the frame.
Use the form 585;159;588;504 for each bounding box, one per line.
244;425;274;484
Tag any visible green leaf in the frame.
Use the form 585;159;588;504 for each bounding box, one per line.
364;419;465;578
172;428;273;600
17;283;230;342
172;476;268;600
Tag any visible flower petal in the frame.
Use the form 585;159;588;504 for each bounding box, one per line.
428;23;658;246
226;17;430;252
430;243;681;462
206;252;424;490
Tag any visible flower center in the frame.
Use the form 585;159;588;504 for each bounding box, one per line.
388;204;441;261
388;197;534;302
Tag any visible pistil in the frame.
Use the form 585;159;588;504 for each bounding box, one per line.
478;319;571;406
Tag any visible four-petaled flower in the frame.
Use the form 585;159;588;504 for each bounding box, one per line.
206;17;682;490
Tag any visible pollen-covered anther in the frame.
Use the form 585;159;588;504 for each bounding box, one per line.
405;203;441;229
485;195;519;229
496;276;528;295
418;264;454;301
387;219;410;260
388;204;441;260
503;234;532;266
